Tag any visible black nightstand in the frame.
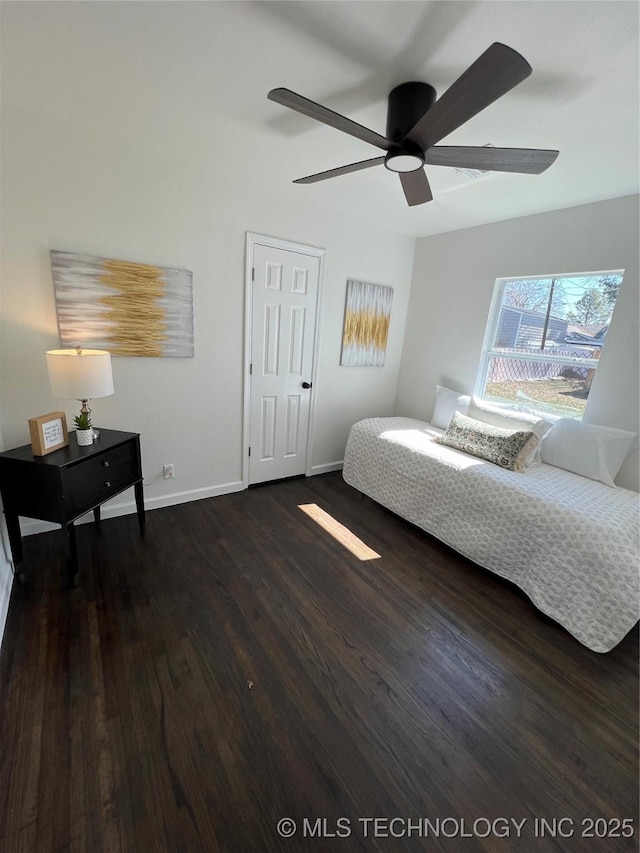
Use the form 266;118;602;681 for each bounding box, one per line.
0;428;145;586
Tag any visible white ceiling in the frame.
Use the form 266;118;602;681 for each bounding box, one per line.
2;1;639;238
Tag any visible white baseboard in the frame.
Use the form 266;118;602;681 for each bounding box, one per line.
19;480;245;537
18;467;343;537
309;460;344;475
144;480;244;510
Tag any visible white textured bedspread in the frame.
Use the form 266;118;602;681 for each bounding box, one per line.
343;417;640;652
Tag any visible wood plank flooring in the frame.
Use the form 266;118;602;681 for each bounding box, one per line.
0;472;637;852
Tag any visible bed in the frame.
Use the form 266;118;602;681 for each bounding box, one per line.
343;417;640;652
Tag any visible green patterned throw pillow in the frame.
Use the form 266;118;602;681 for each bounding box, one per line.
437;411;539;472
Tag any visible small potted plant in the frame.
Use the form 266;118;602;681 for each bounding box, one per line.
74;412;94;446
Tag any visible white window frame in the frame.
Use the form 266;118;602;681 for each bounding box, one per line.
475;270;624;405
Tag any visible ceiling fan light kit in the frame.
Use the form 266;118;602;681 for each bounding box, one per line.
268;42;559;207
384;148;425;173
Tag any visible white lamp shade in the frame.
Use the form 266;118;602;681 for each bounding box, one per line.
46;349;114;399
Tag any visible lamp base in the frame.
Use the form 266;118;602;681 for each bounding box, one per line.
77;399;100;438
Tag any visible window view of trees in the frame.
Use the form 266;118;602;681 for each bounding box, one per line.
501;274;621;326
480;272;624;418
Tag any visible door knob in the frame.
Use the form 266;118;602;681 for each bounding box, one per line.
301;381;312;389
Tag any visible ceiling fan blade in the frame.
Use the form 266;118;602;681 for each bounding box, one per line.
426;146;559;174
268;88;392;150
293;157;386;184
406;43;532;150
400;169;433;206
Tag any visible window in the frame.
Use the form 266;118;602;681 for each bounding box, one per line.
476;271;624;419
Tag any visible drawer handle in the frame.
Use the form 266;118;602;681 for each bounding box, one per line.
102;460;110;467
104;481;111;488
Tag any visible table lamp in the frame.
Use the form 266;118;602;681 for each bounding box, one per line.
46;347;114;438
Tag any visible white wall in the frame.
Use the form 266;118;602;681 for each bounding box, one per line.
0;103;415;530
395;195;640;490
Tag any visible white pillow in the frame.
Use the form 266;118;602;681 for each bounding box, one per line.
541;419;637;487
467;397;553;465
431;385;471;430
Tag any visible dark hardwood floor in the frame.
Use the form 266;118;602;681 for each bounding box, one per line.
0;472;637;852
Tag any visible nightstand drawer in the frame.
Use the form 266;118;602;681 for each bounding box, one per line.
67;442;136;486
64;440;140;517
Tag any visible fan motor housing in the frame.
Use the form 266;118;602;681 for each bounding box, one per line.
386;82;437;143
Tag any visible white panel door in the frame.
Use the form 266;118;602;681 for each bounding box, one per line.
249;244;320;484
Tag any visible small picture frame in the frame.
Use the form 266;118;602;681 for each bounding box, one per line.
29;411;69;456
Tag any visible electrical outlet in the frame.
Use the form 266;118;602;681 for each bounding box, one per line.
163;464;175;479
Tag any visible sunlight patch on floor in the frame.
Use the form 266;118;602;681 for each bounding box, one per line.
298;503;381;561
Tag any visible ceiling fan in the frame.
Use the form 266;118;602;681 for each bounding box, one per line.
268;43;559;207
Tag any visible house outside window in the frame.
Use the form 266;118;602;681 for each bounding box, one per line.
476;271;624;419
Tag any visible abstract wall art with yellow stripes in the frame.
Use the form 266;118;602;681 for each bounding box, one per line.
51;251;194;357
340;279;393;367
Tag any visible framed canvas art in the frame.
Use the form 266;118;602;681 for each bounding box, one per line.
340;280;393;367
51;251;194;357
